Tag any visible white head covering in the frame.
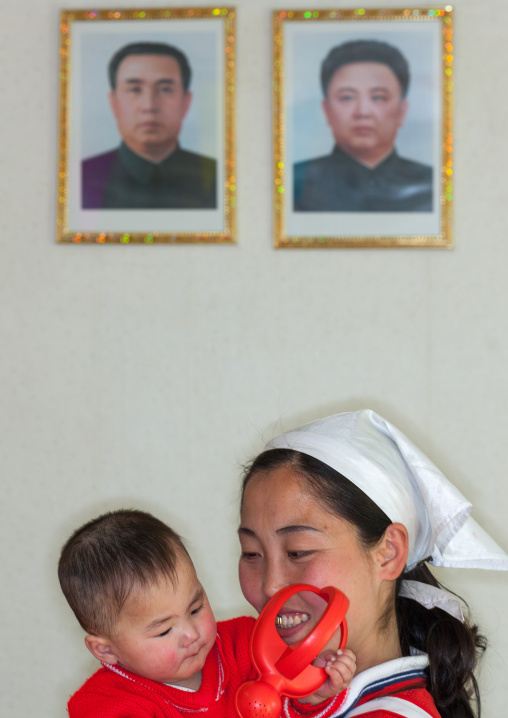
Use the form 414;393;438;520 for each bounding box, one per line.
267;410;508;619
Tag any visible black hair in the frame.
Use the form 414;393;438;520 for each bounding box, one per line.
241;449;486;718
108;42;192;91
58;509;190;636
320;39;410;98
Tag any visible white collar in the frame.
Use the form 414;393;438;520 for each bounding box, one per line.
282;654;429;718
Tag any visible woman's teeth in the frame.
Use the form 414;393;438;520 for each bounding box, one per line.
276;613;310;628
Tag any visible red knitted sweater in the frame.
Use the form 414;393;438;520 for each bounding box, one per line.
68;617;255;717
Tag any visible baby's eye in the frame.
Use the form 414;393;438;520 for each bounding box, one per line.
191;604;203;616
157;627;171;637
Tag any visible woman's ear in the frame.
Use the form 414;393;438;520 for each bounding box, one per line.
84;634;119;666
375;523;408;581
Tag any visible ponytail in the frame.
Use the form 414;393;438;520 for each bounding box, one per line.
396;565;486;718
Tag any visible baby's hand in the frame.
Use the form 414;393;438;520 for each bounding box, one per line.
320;648;356;697
301;649;357;704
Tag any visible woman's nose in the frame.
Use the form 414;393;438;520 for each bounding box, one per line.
262;560;287;600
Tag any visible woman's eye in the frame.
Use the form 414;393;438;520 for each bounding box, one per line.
241;551;260;560
287;550;314;559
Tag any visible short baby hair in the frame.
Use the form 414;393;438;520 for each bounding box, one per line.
320;39;410;98
58;509;189;636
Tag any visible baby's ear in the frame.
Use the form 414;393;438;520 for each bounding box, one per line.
85;634;119;666
375;523;408;581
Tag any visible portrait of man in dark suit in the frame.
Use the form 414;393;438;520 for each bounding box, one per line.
293;40;433;213
82;42;217;210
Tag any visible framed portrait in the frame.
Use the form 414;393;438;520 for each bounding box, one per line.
57;7;236;244
273;7;454;248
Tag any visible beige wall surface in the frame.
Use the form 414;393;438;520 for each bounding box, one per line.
1;0;507;715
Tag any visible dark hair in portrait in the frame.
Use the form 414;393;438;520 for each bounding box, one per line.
320;39;410;98
108;41;192;92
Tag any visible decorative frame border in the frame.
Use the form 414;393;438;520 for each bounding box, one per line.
273;6;454;248
57;6;236;244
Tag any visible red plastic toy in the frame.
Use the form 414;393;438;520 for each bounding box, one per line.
235;584;349;718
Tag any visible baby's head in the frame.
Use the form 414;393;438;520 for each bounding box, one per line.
58;509;217;687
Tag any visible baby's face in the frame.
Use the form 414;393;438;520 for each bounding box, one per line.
103;559;217;687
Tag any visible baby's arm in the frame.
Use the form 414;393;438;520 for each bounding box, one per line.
300;648;357;705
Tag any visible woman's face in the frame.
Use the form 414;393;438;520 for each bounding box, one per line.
239;466;388;661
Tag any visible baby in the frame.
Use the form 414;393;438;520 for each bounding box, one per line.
58;509;356;717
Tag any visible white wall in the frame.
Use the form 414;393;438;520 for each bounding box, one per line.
1;0;507;715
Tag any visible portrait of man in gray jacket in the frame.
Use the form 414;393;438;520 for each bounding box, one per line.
293;40;432;213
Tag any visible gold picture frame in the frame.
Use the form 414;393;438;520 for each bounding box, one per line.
57;7;236;244
273;7;453;248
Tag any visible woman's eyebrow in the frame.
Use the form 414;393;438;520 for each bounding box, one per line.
238;525;320;537
238;527;255;537
276;525;321;535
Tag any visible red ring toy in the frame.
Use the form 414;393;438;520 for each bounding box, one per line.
235;584;349;718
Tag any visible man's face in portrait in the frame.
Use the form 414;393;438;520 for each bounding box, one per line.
109;54;192;162
322;62;408;168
